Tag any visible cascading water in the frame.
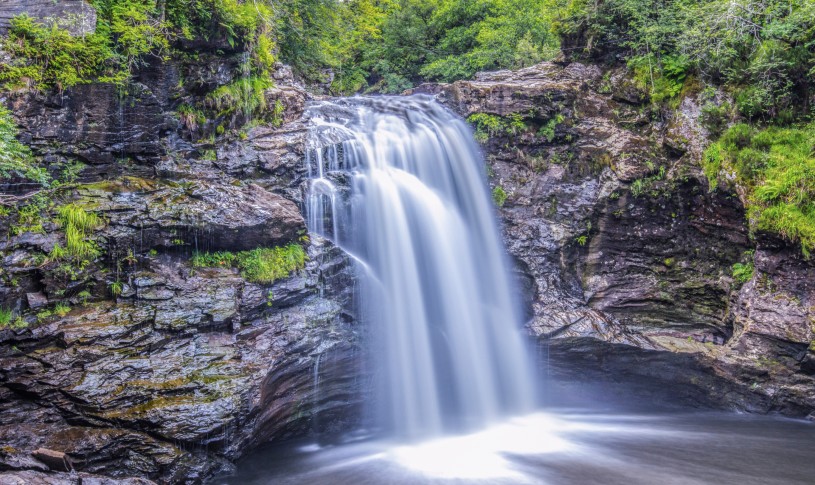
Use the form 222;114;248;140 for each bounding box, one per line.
304;95;535;439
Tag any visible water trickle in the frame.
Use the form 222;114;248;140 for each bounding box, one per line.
305;95;535;439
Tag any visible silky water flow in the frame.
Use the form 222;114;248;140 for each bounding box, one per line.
304;95;535;439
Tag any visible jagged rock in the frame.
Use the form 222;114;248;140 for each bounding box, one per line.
423;61;815;416
0;470;155;485
25;292;48;310
0;1;96;36
31;449;71;472
0;240;366;483
66;177;306;252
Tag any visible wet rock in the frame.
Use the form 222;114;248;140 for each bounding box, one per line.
425;61;814;417
68;177;305;252
0;470;155;485
0;1;97;36
25;292;48;310
31;449;71;472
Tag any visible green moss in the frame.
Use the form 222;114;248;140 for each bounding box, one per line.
467;113;528;142
191;244;308;284
703;123;815;257
492;186;508;207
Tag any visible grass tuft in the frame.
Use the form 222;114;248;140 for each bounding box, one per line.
191;244;307;284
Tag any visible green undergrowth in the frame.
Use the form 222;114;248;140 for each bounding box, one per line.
50;204;103;262
468;113;528;142
0;0;276;91
492;186;508;207
703;123;815;257
191;244;307;284
205;75;272;119
0;106;49;186
732;250;756;284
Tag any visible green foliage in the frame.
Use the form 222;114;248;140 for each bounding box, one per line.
50;204;103;262
704;123;815;257
492;186;508;207
630;162;666;197
0;309;28;330
54;303;71;317
554;0;815;120
324;0;561;93
468;113;527;142
628;54;689;104
191;244;308;284
538;114;565;142
205;76;272;119
575;235;588;246
110;280;123;297
10;194;50;236
0;308;12;327
177;104;207;132
0;106;49;186
732;251;755;284
1;0;276;90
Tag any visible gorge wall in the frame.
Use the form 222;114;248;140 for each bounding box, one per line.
1;4;813;483
0;39;367;483
413;62;815;416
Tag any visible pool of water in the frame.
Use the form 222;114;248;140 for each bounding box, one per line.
212;410;815;485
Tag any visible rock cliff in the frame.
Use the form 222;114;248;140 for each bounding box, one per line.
0;31;365;485
413;62;815;416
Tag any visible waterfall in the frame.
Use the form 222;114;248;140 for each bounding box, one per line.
304;95;535;439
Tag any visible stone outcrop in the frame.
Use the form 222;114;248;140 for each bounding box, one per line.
414;62;815;416
0;12;365;482
0;1;96;36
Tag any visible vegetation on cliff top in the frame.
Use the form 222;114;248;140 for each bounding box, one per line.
0;0;276;90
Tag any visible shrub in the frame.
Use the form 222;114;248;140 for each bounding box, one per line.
191;244;308;284
468;113;527;142
492;186;508;207
0;106;49;186
703;123;815;257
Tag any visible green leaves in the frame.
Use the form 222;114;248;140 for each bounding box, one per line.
704;123;815;257
191;244;308;284
0;106;49;186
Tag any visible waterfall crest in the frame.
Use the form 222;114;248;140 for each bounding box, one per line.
305;95;534;438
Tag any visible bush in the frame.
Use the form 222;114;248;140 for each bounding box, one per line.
468;113;527;142
191;244;308;284
704;123;815;257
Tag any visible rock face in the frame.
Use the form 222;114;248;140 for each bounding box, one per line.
0;14;365;482
414;62;815;416
0;1;96;36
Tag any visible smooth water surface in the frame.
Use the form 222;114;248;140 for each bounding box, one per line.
215;411;815;485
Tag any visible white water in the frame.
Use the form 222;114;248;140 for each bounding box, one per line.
304;95;535;439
